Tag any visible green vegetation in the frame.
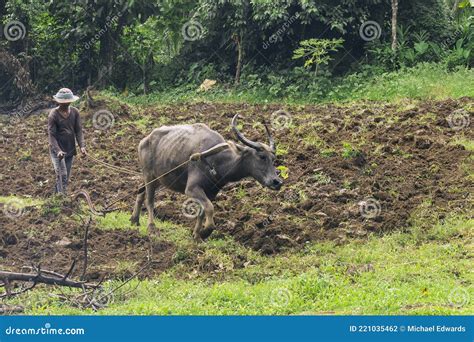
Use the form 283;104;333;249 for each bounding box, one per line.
7;213;473;315
453;136;474;151
96;211;193;249
341;142;362;159
312;171;332;185
40;195;65;216
292;38;344;74
0;195;43;207
102;64;473;106
1;0;472;103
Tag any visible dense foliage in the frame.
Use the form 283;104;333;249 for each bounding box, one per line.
0;0;472;102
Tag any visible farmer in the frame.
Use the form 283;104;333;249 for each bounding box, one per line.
48;88;87;194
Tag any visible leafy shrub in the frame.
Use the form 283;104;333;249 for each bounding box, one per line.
292;38;344;75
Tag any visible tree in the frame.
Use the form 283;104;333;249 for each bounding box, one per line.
49;0;160;87
193;0;253;85
0;49;35;103
123;17;180;94
0;0;6;22
391;0;399;51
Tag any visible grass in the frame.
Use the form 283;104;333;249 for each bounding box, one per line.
103;63;474;106
96;211;194;249
452;136;474;152
336;63;474;102
0;195;43;208
5;211;473;315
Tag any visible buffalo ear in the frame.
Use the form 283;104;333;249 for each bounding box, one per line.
233;142;251;155
235;144;245;152
230;141;244;152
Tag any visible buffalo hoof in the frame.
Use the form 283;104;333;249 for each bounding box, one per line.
192;232;203;242
147;223;160;236
130;216;140;226
199;226;214;240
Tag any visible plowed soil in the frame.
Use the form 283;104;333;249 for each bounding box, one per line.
1;98;472;278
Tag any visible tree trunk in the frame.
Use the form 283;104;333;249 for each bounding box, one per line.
451;0;460;15
234;33;243;85
98;31;114;87
0;0;6;23
143;66;147;95
391;0;399;51
143;52;154;95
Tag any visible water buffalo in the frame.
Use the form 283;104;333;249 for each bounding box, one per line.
130;114;283;240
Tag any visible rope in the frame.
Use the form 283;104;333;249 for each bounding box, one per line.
101;159;191;211
85;154;141;176
78;143;230;215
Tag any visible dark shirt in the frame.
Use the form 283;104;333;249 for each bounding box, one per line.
48;106;85;157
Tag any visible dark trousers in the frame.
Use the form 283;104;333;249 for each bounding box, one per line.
50;152;74;194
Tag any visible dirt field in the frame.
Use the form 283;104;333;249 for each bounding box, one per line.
1;98;472;280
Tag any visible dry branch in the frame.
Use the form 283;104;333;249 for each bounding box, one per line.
0;304;24;315
0;265;98;299
0;270;95;288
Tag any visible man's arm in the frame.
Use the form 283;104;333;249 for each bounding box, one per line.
48;112;62;155
74;109;86;152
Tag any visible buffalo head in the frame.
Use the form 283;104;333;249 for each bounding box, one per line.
232;114;283;190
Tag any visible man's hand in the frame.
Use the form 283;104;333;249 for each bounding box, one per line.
80;147;87;155
57;151;65;160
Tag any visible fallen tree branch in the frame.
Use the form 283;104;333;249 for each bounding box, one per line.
0;270;95;288
0;265;98;299
0;304;24;315
21;266;66;279
63;259;77;281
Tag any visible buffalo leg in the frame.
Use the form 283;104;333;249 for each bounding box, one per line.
130;189;145;226
193;211;205;241
185;186;214;240
145;180;159;234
